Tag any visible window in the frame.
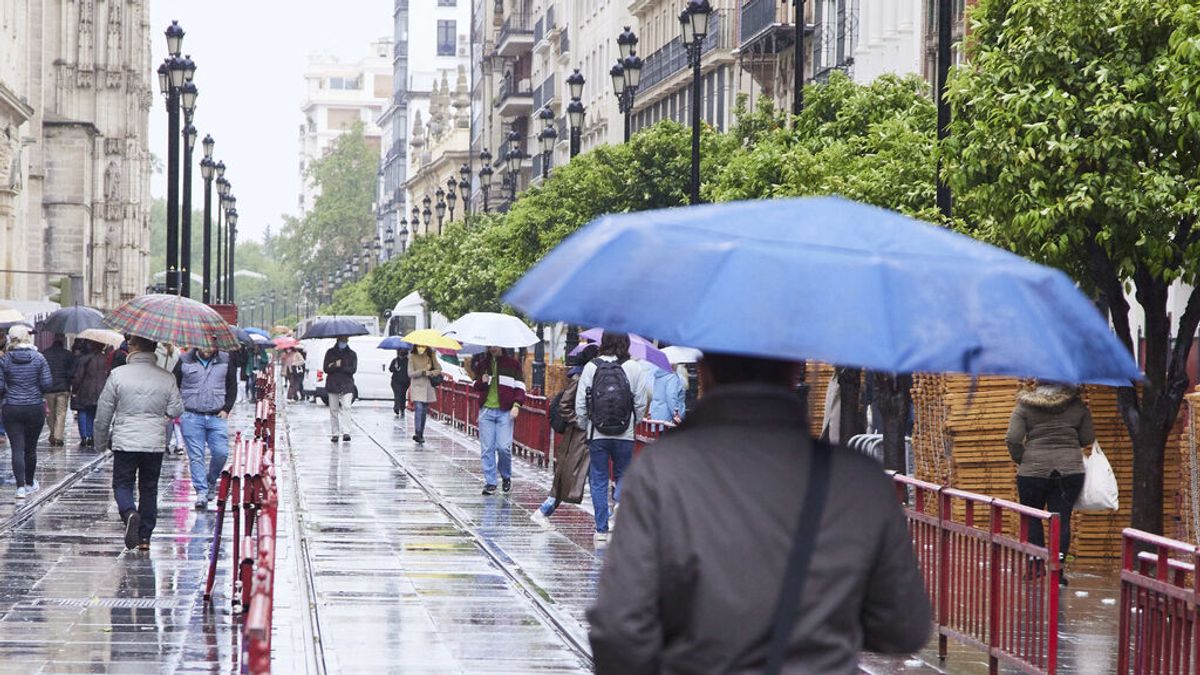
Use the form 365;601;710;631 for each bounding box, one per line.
327;76;362;90
437;20;456;56
438;0;456;5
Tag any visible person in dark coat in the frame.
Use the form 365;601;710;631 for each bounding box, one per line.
71;339;109;448
1006;381;1095;583
41;334;75;446
588;352;931;674
0;326;53;499
531;344;597;529
323;337;358;443
388;348;410;417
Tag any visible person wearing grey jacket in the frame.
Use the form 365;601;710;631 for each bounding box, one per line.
588;352;930;674
94;336;184;550
1006;382;1095;574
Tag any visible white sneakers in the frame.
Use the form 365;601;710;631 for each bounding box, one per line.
14;487;26;500
530;510;552;530
608;504;619;532
29;480;38;493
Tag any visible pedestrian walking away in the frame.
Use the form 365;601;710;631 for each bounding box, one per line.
0;326;52;500
174;345;237;509
471;346;526;496
71;339;109;448
531;344;597;528
1006;381;1095;585
649;361;686;424
588;352;931;673
41;333;75;446
94;335;184;551
323;336;358;443
407;345;442;444
285;348;306;401
388;348;410;417
575;332;650;542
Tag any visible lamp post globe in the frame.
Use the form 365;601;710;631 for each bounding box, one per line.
181;54;197;82
422;206;432;227
202;134;214;160
459;163;471;185
200;157;214;180
165;20;184;56
183;123;198;151
686;0;714;40
679;8;695;46
617;25;638;59
168;55;186;89
567;68;585;101
622;52;643;90
567;98;585;131
179;81;198;114
610;62;625;99
157;62;170;95
215;160;226;179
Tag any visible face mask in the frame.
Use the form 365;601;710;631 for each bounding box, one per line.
337;340;348;348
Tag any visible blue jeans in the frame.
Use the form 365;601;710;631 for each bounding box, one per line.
413;401;428;437
588;438;634;533
112;450;164;540
539;497;559;517
77;408;96;439
479;407;513;487
180;412;229;495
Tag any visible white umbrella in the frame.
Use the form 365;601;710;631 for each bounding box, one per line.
443;312;538;349
77;328;125;348
662;346;703;364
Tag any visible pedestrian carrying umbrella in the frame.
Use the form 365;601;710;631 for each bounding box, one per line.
105;294;240;352
443;312;538;348
301;318;370;339
40;306;105;334
570;333;673;371
377;336;412;350
273;336;300;350
401;329;462;351
76;328;125;348
505;197;1141;385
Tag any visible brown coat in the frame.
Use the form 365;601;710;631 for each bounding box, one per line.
406;349;442;403
1005;385;1095;478
71;352;108;410
588;383;931;674
550;377;588;504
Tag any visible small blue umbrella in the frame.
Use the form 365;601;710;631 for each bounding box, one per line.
504;197;1140;386
378;336;412;350
245;327;270;338
301;318;369;339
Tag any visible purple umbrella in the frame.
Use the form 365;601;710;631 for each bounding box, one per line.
571;333;672;371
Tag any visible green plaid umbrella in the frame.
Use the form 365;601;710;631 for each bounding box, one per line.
105;294;240;351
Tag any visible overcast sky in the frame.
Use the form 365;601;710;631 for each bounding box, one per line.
149;1;392;243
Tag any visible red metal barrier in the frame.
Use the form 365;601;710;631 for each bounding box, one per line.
891;474;1060;674
513;394;551;466
635;420;674;454
1118;529;1200;674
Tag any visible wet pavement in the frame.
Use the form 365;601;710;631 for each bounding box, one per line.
0;398;1128;673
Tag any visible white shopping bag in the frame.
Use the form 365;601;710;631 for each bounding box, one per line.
1076;441;1119;512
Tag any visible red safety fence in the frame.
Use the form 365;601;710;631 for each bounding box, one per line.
1118;529;1200;674
199;361;279;674
891;473;1061;674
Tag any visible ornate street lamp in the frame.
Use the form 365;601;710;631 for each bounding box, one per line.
200;135;215;303
458;163;472;214
446;175;458;221
384;225;395;259
434;187;447;235
682;0;713;206
479;148;494;212
537;106;557;180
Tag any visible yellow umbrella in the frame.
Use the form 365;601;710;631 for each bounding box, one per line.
401;329;462;351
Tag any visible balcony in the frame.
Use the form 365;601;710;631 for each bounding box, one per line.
497;13;534;57
740;0;813;54
496;76;533;117
638;11;731;95
534;7;556;55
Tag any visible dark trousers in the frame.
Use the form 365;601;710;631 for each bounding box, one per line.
2;405;43;487
391;380;410;414
1017;472;1085;558
112;451;165;541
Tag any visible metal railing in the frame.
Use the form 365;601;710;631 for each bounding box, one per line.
892;474;1060;674
534;16;544;44
500;12;534;44
638;11;731;94
740;0;792;45
1118;529;1200;673
497;77;533;106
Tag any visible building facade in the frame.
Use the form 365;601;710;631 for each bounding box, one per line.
0;0;154;310
298;39;391;213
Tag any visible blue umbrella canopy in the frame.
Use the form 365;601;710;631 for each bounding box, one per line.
301;318;370;340
245;327;270;338
504;197;1140;386
378;336;413;350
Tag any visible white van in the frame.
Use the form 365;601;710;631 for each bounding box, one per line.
385;291;449;336
302;335;393;402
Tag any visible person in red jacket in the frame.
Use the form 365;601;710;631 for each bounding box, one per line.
471;346;526;495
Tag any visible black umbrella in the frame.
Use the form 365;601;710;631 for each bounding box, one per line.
232;326;255;347
41;306;105;334
301;318;370;339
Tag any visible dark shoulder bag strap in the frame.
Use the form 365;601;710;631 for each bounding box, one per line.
764;442;834;675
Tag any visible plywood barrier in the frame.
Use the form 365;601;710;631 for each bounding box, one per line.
910;374;1186;558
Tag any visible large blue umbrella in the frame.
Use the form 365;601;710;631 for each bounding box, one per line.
377;336;412;350
504;197;1140;386
301;318;369;339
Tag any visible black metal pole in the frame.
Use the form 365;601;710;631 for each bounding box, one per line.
166;91;180;294
214;205;223;302
690;46;702;205
570;127;580;158
201;176;212;303
181;134;194;298
936;0;952;218
623;96;631;143
533;322;545;392
228;226;236;302
542;151;550;179
794;0;806;115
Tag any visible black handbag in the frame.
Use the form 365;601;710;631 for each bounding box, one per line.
429;373;445;387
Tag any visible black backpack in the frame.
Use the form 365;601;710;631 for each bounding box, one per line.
587;359;635;436
548;390;569;434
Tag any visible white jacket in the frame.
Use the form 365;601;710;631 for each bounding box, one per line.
95;352;184;453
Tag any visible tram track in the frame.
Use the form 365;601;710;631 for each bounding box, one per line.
354;416;595;671
0;449;111;538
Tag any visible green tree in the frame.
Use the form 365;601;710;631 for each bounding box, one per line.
945;0;1200;534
